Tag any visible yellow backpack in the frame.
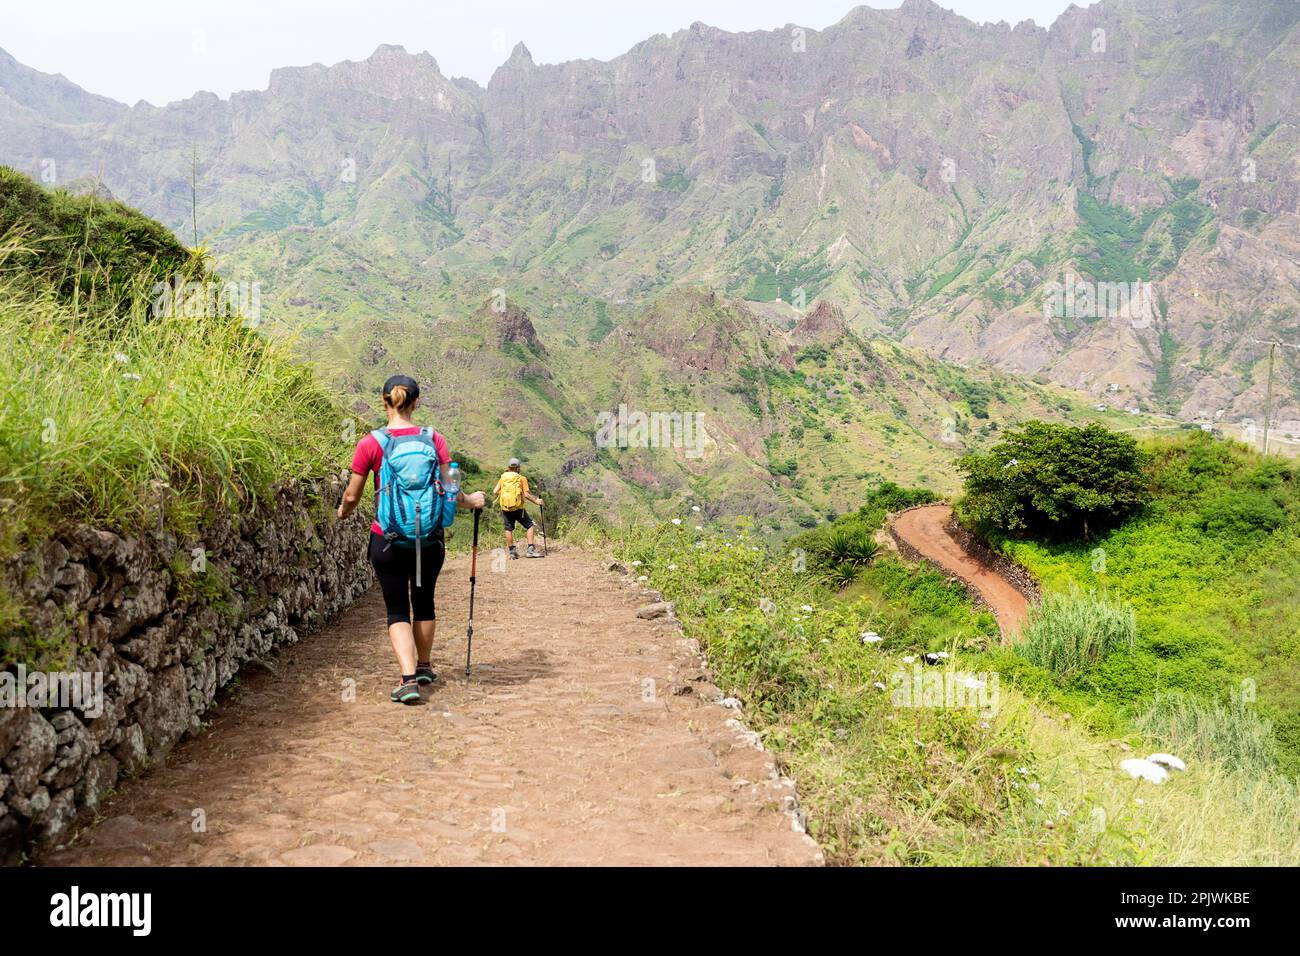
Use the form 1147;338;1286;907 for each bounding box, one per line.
497;471;525;511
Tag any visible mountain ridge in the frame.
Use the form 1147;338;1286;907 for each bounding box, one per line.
1;0;1297;439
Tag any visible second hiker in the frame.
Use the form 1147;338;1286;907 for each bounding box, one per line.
492;457;544;559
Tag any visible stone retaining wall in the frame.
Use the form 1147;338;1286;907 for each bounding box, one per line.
0;475;372;863
943;514;1042;604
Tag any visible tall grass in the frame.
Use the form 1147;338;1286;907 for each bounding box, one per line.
1134;692;1276;775
0;239;350;542
1016;589;1136;685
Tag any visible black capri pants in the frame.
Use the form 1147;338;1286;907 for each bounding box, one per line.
368;530;445;626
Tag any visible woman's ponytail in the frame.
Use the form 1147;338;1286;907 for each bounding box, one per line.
386;384;410;410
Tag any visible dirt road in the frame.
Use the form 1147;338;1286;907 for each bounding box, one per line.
43;548;821;867
891;504;1029;641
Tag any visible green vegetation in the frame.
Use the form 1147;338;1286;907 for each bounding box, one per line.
0;166;193;310
0;170;348;668
1071;188;1213;284
1016;589;1136;686
958;421;1150;538
587;300;615;343
603;483;1300;863
989;432;1300;776
658;170;691;193
743;254;834;303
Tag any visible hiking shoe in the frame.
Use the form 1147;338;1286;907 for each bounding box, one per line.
414;663;437;685
390;679;421;704
526;543;541;558
509;546;519;560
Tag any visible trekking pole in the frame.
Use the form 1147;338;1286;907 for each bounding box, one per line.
539;501;548;557
465;507;481;678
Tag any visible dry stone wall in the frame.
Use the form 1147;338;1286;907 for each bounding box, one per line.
0;475;371;863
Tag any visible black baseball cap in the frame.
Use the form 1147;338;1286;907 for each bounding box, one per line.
382;375;420;400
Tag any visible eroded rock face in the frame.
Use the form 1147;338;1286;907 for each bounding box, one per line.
0;476;372;864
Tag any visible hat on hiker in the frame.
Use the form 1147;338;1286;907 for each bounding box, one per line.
508;457;521;469
382;374;420;402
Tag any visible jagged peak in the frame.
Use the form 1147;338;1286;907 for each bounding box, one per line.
507;42;534;65
790;300;849;343
477;297;548;356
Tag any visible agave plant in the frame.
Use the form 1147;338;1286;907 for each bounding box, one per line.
818;527;880;568
822;561;863;588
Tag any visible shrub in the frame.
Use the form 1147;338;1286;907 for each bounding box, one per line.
1197;489;1285;538
1016;589;1137;686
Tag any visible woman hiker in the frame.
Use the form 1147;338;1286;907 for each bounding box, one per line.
337;375;486;703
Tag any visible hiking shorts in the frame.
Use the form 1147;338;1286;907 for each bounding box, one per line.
368;530;445;626
502;508;533;533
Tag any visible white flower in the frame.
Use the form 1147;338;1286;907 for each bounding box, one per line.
114;352;130;363
1120;758;1169;784
902;655;916;664
861;631;881;644
695;525;703;531
1146;753;1186;772
122;373;142;381
800;604;813;612
671;518;681;525
636;575;648;582
630;560;642;568
1016;767;1030;776
667;564;678;571
874;682;886;690
691;505;701;512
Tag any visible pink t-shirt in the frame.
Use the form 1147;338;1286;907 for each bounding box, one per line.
351;427;451;535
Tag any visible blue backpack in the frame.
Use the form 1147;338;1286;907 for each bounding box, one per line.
373;427;456;583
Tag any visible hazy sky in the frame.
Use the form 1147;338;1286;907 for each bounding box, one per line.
1;0;1082;106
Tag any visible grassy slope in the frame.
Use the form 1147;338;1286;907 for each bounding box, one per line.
0;169;350;668
603;479;1300;864
988;433;1300;775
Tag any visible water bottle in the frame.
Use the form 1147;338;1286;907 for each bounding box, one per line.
445;461;461;497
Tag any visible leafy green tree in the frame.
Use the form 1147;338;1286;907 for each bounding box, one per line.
958;422;1150;539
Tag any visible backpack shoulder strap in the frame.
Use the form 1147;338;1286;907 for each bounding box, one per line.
371;428;391;450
